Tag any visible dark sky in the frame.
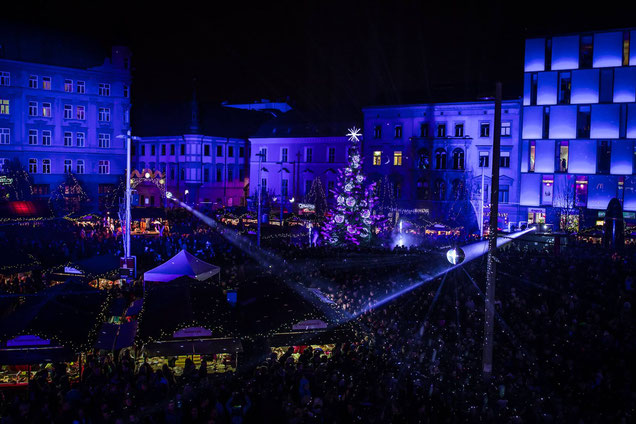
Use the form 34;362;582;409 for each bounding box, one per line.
4;0;636;122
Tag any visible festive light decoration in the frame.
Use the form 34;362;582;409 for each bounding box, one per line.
49;173;90;216
322;128;384;245
304;178;328;216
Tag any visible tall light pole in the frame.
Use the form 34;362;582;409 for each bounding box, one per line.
277;161;286;227
483;82;503;380
116;130;141;279
255;151;265;247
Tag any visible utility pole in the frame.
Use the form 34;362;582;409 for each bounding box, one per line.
256;151;265;247
480;165;485;238
278;161;285;227
483;82;502;379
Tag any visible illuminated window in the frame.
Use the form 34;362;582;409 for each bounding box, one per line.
623;31;630;66
28;75;37;88
76;106;85;120
0;128;9;144
479;151;490;168
542;177;554;205
0;99;9;115
480;122;490;137
394;125;402;138
556;140;569;172
64;79;73;92
28;159;37;173
529;140;536;172
42;76;51;90
575;177;588;207
436;124;446;137
28;130;37;145
99;83;110;96
501;121;511;137
42;103;51;117
98;107;110;122
64;132;72;146
76;132;85;147
0;71;10;86
454;123;464;137
98;160;110;174
77;81;85;94
42;130;51;146
393;151;402;166
373;151;382;165
580;35;593;69
42;159;51;174
29;101;37;116
64;159;72;173
98;133;110;148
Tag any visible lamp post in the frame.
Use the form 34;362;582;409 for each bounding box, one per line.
255;151;265;247
116;131;141;280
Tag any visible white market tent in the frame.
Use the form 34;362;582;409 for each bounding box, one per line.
144;250;221;283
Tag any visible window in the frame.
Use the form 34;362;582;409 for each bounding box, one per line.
305;147;313;163
203;167;210;183
417;148;430;169
98;108;110;122
599;69;614;103
545;38;552;71
180;144;186;155
480;122;490;137
151;145;155;155
76;105;85;120
395;125;402;138
0;99;9;116
259;147;267;161
529;140;536;172
624;31;631;66
217;145;223;157
64;79;73;92
501;121;512;137
373;151;382;166
281;147;288;162
180;168;186;180
580;35;594;69
42;103;51;117
281;179;289;197
374;125;381;138
99;83;110;96
557;140;569;172
227;167;233;181
161;144;166;155
216;167;223;182
29;101;38;116
436;124;446;137
228;146;234;157
499;185;510;204
29;75;37;88
77;81;85;93
239;146;245;158
124;85;129;98
203;145;210;156
452;148;464;170
597;140;611;174
0;128;9;144
170;144;175;155
29;130;37;145
420;123;429;137
64;159;72;173
558;72;571;104
63;104;72;119
435;148;447;169
261;178;268;195
542;106;550;139
479;151;490;168
0;71;9;86
500;151;510;168
98;160;110;174
28;159;37;173
64;132;72;146
42;76;51;90
541;177;554;205
454;123;464;137
393;151;402;166
42;130;51;146
75;132;85;147
328;147;335;163
434;179;446;200
577;106;591;138
42;159;51;174
32;184;49;196
98;133;110;148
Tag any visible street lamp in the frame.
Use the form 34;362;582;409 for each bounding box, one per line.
116;131;141;280
255;151;266;247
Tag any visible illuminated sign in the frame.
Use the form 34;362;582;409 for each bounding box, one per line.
0;176;13;185
173;326;213;338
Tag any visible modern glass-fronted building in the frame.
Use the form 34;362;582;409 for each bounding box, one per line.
520;29;636;229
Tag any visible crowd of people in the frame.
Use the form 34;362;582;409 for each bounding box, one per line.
1;212;635;422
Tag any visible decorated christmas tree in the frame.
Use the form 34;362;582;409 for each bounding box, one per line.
305;178;328;216
322;127;383;245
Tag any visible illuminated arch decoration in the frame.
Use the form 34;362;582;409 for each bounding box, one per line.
131;168;167;198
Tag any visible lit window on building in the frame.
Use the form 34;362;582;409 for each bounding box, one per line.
393;151;402;166
557;141;569;172
542;177;553;205
575;177;588;207
373;151;382;166
0;100;8;115
42;103;51;117
0;128;9;144
42;76;51;90
64;79;73;93
529;140;536;172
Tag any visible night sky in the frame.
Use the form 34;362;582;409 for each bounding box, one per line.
3;1;636;122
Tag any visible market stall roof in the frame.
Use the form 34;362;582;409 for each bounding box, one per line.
94;321;137;351
143;250;220;282
0;345;76;365
137;277;235;344
143;338;243;356
0;281;108;352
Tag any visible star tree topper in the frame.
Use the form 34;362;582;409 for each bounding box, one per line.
346;127;362;143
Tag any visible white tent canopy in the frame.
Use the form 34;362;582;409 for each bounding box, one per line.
144;250;221;282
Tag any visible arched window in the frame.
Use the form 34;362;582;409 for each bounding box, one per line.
452;148;464;170
451;179;465;200
416;178;429;200
435;148;447;169
417;148;430;170
434;179;446;200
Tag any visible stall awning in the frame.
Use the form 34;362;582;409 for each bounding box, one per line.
144;250;220;282
0;346;75;365
143;338;243;357
94;322;137;351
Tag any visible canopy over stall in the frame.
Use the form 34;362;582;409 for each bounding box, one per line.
144;250;220;282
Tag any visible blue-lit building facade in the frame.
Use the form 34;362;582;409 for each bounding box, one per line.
0;46;132;211
362;101;522;230
521;29;636;229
